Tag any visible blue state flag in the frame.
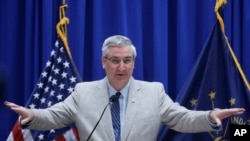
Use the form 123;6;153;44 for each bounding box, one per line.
158;17;250;141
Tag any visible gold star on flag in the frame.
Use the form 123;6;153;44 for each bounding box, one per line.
190;98;197;107
208;91;216;100
229;98;236;106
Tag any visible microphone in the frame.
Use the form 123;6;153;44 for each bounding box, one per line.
109;92;121;102
86;92;121;141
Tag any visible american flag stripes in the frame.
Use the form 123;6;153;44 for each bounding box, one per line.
7;38;81;141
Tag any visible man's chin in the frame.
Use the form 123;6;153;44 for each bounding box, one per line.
116;79;129;86
116;75;127;80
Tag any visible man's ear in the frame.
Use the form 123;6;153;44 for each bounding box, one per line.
101;57;105;68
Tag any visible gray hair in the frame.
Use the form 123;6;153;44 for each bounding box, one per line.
102;35;137;58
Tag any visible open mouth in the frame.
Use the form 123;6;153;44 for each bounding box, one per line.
117;73;125;78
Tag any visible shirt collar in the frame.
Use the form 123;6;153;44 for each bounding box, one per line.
107;78;131;98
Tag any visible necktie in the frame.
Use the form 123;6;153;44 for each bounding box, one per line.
111;92;121;141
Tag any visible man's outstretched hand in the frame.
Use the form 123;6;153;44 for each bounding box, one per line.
209;108;245;127
4;101;34;125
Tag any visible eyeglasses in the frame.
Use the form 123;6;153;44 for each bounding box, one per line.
105;56;134;65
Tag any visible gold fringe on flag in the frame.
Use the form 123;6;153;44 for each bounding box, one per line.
56;0;72;59
214;0;250;91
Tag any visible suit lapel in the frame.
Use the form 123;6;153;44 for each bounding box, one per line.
122;78;141;140
95;78;115;140
94;78;142;140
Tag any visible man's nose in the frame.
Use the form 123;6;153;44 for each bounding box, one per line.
117;61;125;70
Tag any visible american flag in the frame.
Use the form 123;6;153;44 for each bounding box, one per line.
7;38;81;141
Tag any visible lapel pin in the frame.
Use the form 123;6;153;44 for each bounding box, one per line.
131;98;136;103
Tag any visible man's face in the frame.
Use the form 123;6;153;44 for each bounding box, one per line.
102;46;135;91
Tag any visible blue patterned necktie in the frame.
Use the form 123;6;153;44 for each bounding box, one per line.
111;92;121;141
